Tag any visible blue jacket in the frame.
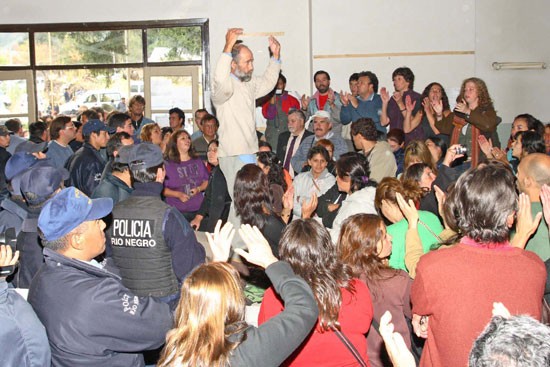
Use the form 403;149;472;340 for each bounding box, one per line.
0;280;51;367
28;248;173;367
65;143;106;196
340;93;383;132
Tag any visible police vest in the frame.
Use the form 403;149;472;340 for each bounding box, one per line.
109;196;178;297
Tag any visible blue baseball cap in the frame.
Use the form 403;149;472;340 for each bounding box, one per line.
19;165;69;206
38;187;113;241
82;119;115;137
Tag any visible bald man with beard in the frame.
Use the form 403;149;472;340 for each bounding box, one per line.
515;152;550;261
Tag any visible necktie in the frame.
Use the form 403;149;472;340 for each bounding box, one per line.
284;135;298;171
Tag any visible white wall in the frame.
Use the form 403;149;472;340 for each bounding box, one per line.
475;0;550;143
1;0;548;136
310;0;476;95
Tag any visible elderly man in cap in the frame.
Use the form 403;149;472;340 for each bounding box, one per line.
28;187;172;367
107;143;205;306
290;110;349;171
13;164;68;288
65;119;112;196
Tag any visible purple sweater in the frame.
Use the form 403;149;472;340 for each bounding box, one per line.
164;158;209;213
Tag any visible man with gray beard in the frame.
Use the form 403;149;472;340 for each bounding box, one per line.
211;28;281;242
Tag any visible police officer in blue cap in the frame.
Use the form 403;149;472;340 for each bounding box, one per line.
28;187;172;367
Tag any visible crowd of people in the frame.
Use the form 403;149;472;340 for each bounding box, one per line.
0;27;549;367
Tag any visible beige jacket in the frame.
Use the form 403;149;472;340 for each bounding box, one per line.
211;53;281;157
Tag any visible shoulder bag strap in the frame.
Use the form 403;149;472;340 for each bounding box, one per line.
331;326;368;367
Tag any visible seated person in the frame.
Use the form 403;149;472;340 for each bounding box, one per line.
257;151;288;215
189;140;231;233
470;312;550;367
411;162;546;367
293;146;335;219
192;114;218;161
300;138;337;176
375;177;443;276
351;118;397;183
158;223;319;367
163;130;210;222
28;187;173;367
326;152;378;241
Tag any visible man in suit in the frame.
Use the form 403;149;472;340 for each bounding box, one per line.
276;109;313;177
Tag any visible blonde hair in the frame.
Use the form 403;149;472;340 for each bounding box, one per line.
140;122;160;143
404;140;435;172
158;262;247;367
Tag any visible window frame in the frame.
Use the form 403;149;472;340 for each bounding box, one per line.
0;19;210;120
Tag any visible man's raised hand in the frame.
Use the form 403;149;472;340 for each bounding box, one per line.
223;28;243;53
268;35;281;60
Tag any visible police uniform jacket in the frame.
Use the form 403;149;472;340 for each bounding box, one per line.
64;143;106;196
28;248;172;367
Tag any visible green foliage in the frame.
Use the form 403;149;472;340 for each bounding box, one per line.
147;26;201;61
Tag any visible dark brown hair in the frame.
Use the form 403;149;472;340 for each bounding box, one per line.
164;129;197;162
280;219;354;332
444;161;516;244
374;177;423;211
234;164;272;230
49;115;72;140
338;214;399;299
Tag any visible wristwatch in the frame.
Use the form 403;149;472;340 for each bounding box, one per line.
0;264;16;276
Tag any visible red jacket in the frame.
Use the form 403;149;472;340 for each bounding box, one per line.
262;92;301;120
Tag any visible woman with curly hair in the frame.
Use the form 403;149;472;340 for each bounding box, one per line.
403;82;452;143
140;122;162;144
375;177;443;277
158;223;319;367
435;77;499;166
163;129;210;221
339;213;413;367
259;219;373;366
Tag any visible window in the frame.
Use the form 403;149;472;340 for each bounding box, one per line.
0;19;209;124
0;33;30;66
34;30;143;66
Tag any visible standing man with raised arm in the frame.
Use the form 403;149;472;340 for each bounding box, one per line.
211;28;281;232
